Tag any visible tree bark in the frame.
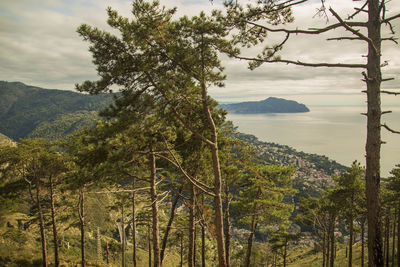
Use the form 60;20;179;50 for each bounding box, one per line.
201;195;206;267
150;149;161;267
36;179;48;267
397;204;400;267
365;1;384;266
392;208;396;267
244;214;258;267
132;178;137;267
283;238;287;267
188;184;196;267
362;219;365;267
49;176;59;267
200;37;226;267
78;187;86;267
386;211;390;267
160;187;182;264
224;179;231;267
148;223;152;267
326;226;330;267
349;215;354;267
121;201;125;267
322;231;326;267
329;216;335;267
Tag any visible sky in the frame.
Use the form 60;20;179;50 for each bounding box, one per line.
0;0;399;106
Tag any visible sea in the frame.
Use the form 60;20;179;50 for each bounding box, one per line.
227;105;400;177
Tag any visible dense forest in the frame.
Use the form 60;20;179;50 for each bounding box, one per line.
0;0;399;267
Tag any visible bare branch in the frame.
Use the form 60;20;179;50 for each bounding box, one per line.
381;90;400;96
87;188;150;194
381;111;392;115
244;20;367;36
382;37;399;44
347;1;368;20
327;37;363;41
382;13;400;23
235;55;366;68
382;78;395;82
382;123;400;134
329;8;378;54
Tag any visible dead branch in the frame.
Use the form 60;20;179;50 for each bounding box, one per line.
236;55;366;68
381;90;400;96
382;123;400;134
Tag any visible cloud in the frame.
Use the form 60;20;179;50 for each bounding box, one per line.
0;0;399;106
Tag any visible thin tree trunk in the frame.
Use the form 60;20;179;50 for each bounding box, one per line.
78;188;86;267
322;231;326;267
148;223;152;267
150;149;161;267
160;187;182;264
200;41;226;267
349;215;354;267
189;184;196;267
330;216;335;267
180;232;183;267
365;1;384;266
121;201;125;267
244;215;258;267
132;178;137;267
386;211;390;267
36;179;48;267
362;219;365;267
224;179;231;267
201;195;206;267
106;241;109;264
97;227;101;261
326;226;330;267
49;176;59;267
393;208;396;267
283;238;287;267
397;203;400;267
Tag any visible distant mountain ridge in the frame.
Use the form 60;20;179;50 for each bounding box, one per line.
0;81;112;140
220;97;310;114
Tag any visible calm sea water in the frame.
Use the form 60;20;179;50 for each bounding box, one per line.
227;106;400;176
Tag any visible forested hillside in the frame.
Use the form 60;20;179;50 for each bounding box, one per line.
0;81;112;140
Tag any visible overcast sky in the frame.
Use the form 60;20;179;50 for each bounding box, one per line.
0;0;399;106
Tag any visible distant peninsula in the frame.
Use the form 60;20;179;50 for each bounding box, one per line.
220;97;310;114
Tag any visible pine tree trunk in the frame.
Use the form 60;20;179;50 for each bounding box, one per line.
79;188;86;267
180;232;183;267
160;187;182;264
397;204;400;267
322;231;326;267
393;208;396;267
148;223;152;267
188;184;196;267
150;149;161;267
386;212;390;267
283;238;287;267
49;176;59;267
365;1;384;266
329;216;335;267
201;194;206;267
132;178;137;267
36;180;48;267
97;227;101;261
349;215;354;267
121;202;125;267
362;219;365;267
244;215;258;267
200;49;226;266
224;179;231;267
